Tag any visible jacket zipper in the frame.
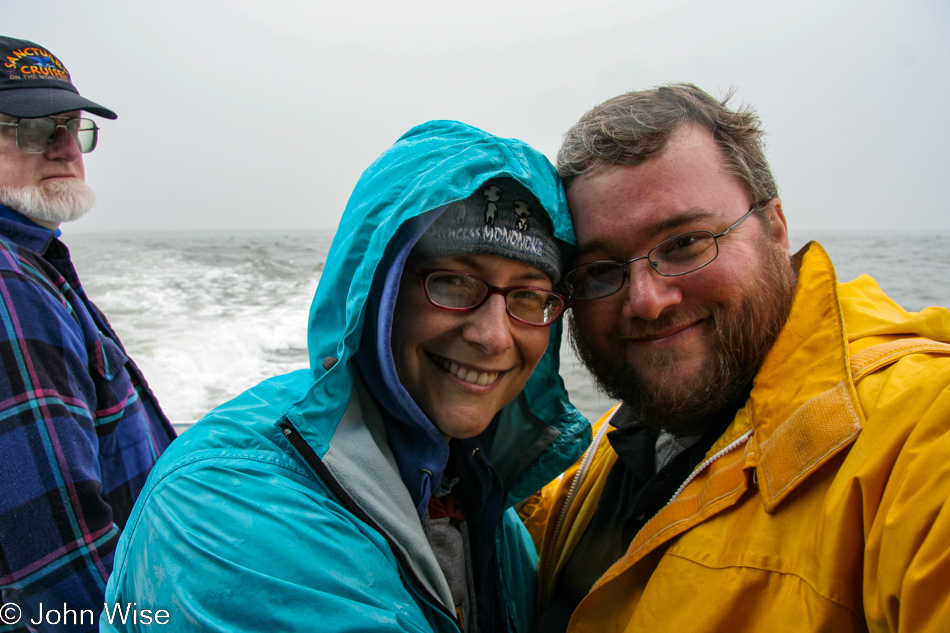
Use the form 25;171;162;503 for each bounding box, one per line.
279;419;462;631
541;416;751;604
667;429;752;504
540;405;620;602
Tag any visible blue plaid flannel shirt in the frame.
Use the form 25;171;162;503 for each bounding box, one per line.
0;206;176;633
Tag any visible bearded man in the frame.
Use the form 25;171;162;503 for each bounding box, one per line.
0;36;175;633
523;84;950;633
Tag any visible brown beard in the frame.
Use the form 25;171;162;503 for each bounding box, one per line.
570;236;797;435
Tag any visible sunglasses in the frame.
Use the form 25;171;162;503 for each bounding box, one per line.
0;116;99;154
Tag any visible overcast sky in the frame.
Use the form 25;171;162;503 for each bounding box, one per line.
6;0;949;234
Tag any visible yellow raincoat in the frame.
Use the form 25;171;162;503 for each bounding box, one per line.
523;242;950;632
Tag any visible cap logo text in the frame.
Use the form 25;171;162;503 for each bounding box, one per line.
4;47;71;82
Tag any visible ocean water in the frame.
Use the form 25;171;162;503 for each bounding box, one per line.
67;230;950;429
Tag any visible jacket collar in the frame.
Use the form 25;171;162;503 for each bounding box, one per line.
0;204;59;254
725;242;865;511
321;374;456;612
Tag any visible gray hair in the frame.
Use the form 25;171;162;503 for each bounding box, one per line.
557;83;777;205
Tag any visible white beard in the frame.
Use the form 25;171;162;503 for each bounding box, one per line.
0;180;97;225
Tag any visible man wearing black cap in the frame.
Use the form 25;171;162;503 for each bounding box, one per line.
0;37;175;633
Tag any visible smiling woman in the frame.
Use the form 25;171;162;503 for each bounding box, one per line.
390;178;566;443
103;120;591;633
393;253;555;441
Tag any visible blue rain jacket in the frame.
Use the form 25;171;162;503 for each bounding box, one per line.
102;121;591;632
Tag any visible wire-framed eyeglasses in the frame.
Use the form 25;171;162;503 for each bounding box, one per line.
408;267;568;327
564;205;764;301
0;116;99;154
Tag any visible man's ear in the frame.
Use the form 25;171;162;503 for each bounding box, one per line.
767;197;789;251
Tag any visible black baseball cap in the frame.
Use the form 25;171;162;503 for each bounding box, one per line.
0;36;117;119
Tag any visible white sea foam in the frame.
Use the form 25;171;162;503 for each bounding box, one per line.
69;231;329;427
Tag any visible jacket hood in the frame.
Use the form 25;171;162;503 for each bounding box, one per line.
285;120;590;514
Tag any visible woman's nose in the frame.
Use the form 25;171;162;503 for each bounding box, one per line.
462;293;515;354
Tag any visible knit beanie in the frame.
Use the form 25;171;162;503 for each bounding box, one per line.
413;177;561;280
